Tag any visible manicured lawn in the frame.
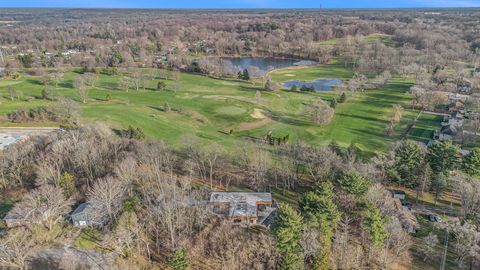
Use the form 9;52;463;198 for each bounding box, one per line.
318;33;394;46
0;61;440;154
0;198;16;231
73;228;105;251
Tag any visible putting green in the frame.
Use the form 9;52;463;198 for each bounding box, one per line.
215;106;248;116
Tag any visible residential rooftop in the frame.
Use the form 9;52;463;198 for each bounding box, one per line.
209;192;272;205
0;134;26;150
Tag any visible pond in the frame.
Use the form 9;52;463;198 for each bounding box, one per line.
283;78;343;91
196;57;316;77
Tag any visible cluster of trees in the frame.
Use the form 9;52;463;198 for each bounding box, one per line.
0;123;478;269
5;97;80;125
1;9;479;75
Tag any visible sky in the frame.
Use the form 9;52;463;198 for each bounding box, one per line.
1;0;480;8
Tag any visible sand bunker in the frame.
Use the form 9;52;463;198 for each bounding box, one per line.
250;108;266;119
237;109;272;131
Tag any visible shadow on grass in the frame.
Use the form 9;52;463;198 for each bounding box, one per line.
266;111;310;126
26;78;43;86
147;105;166;112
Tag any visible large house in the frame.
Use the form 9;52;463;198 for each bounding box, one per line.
208;192;275;225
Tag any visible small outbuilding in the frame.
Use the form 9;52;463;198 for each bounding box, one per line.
70;202;95;227
392;190;406;200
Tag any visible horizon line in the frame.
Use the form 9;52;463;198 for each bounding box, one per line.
0;6;479;9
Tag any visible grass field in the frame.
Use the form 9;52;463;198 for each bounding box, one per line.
0;60;440;154
318;33;395;46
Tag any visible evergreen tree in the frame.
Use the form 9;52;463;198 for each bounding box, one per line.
394;140;424;187
300;181;340;270
157;81;167;91
242;69;250;80
110;50;123;67
339;92;347;103
337;171;371;195
274;203;304;270
170;247;189;270
237;71;243;80
291;85;298;91
59;171;76;198
328;140;342;156
427;141;459;175
363;208;388;247
330;98;337;109
462;148;480;177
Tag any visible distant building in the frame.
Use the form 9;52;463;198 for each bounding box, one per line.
209;192;275;225
392;190;406;200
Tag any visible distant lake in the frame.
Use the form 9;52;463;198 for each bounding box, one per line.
196;57;316;77
283;79;343;91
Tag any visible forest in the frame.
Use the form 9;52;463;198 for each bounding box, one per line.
0;8;479;270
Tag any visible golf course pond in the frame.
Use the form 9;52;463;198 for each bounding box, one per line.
282;78;343;91
197;57;317;76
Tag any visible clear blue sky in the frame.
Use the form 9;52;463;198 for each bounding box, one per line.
1;0;480;8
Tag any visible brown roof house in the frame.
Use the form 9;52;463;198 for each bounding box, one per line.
208;192;276;226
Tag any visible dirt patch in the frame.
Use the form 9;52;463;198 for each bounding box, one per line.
250;108;266;119
284;74;296;77
237;109;272;131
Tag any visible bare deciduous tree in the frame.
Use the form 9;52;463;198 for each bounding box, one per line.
73;75;89;103
87;176;127;225
10;184;73;230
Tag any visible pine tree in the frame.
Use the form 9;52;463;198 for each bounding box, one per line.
337;171;371;195
274;203;304;270
300;181;340;270
339;92;347;103
157;81;167;91
330;98;337;109
170;248;189;270
291;85;298;91
242;69;250;80
328;140;342;156
394;140;424;187
363;208;388;247
427;141;459;175
462;148;480;177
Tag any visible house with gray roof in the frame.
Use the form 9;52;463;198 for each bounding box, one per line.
70;202;105;227
208;192;276;226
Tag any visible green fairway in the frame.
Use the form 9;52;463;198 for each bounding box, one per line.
318;33;394;46
0;61;441;154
